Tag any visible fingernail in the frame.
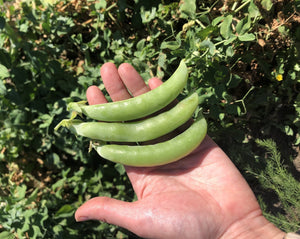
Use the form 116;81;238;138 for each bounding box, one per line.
76;216;90;222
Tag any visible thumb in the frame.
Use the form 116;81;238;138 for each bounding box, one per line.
75;197;145;233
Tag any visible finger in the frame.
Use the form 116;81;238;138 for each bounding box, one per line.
101;62;132;101
86;85;108;105
86;77;163;105
148;77;163;90
118;63;150;96
75;197;144;235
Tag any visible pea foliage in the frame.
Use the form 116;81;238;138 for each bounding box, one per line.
0;0;299;238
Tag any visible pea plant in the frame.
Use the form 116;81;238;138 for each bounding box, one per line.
0;0;299;238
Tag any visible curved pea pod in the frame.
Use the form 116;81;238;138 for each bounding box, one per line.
93;115;207;167
55;93;199;142
67;60;188;122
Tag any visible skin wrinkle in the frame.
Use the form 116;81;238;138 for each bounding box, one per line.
138;175;178;199
136;191;215;239
176;191;221;239
83;197;109;223
133;174;149;199
218;208;265;239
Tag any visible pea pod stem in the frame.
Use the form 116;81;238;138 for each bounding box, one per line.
56;93;199;142
94;115;207;167
67;60;188;122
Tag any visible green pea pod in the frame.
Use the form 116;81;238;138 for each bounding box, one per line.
67;60;188;122
94;115;207;167
56;93;199;142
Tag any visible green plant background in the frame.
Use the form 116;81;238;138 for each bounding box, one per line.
0;0;299;238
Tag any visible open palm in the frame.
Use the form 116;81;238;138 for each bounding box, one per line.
75;62;284;239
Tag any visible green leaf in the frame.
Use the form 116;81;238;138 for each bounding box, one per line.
41;0;59;5
284;125;294;136
42;22;51;33
20;23;29;33
236;18;244;35
224;35;237;45
32;225;43;239
180;0;196;19
236;16;252;35
238;33;255;41
226;46;234;57
219;113;225;121
0;232;15;239
95;0;106;10
26;188;39;205
212;16;224;26
0;64;9;79
196;26;218;40
39;114;54;128
220;15;233;39
248;1;261;18
261;0;273;11
140;6;157;23
160;41;180;50
0;79;6;94
46;152;64;169
158;52;167;70
14;184;27;201
114;163;126;175
136;39;145;51
54;204;74;218
199;39;216;55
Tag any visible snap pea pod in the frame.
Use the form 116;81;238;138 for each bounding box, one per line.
56;93;199;142
67;60;188;122
94;115;207;167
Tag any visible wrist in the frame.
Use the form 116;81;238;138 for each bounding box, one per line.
220;210;285;239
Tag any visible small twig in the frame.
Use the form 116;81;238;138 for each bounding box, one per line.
234;86;255;115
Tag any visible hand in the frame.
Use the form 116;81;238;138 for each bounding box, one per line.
75;62;285;239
